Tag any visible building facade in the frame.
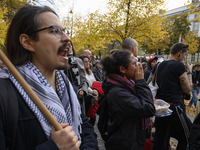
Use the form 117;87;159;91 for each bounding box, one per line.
166;1;200;64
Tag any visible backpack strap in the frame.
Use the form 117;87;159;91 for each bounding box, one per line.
0;78;19;150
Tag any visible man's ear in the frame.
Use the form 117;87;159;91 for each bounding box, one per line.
119;66;125;74
19;34;35;52
131;47;135;54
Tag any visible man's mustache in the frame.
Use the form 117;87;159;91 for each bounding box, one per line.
57;43;70;54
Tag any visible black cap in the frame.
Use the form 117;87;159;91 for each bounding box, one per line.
95;60;100;65
141;62;147;68
195;64;200;67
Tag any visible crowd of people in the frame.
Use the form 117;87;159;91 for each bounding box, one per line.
0;4;200;150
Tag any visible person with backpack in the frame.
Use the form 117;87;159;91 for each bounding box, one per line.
0;5;98;150
99;50;155;150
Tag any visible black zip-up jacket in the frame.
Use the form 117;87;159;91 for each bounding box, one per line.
102;78;155;150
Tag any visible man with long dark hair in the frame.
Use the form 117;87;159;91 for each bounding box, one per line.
0;5;98;150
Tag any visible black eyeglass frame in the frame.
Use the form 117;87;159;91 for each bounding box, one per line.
32;25;69;37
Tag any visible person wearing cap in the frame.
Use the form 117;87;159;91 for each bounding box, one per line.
144;56;158;81
188;63;200;107
141;62;147;72
153;42;193;150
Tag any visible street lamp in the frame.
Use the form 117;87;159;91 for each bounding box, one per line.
69;9;73;37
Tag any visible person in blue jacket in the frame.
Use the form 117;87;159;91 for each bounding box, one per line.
0;5;98;150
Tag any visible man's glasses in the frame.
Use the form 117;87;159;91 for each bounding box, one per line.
32;25;69;38
132;61;137;66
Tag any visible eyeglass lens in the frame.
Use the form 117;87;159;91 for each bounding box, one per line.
53;26;69;37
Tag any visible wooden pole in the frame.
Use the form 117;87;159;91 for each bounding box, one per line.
0;50;63;131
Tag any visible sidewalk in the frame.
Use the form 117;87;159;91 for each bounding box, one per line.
94;123;105;150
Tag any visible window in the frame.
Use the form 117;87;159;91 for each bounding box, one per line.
194;22;199;31
190;25;193;31
186;16;189;20
191;53;195;62
195;14;198;19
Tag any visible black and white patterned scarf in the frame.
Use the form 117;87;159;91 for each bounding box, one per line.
0;62;82;141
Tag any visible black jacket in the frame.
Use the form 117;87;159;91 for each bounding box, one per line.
93;66;101;82
0;79;99;150
102;79;155;150
144;60;153;81
192;70;200;86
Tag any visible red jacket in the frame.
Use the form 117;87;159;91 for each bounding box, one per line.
87;81;103;118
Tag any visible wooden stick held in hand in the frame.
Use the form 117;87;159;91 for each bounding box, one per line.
0;50;63;131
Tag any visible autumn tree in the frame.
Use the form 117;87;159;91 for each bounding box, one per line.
96;0;168;46
0;8;8;51
63;0;169;56
166;14;191;54
188;0;200;20
182;31;199;54
141;36;170;55
0;0;28;23
63;12;108;56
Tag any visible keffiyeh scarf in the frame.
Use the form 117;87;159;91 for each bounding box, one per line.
0;62;82;141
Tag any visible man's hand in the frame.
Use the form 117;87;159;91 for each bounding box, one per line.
51;123;80;150
134;63;144;80
186;63;193;72
78;90;84;98
92;89;98;97
91;97;98;105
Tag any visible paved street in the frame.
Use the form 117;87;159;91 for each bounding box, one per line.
94;113;195;150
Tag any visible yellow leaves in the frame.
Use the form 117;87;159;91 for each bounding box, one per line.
0;8;8;46
63;0;168;55
187;1;200;21
182;31;199;54
0;0;29;22
62;12;108;55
